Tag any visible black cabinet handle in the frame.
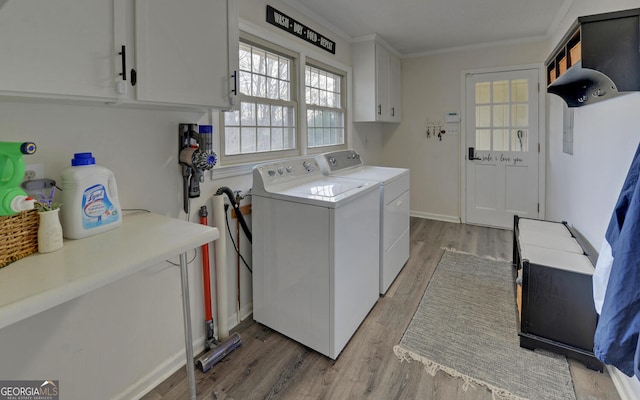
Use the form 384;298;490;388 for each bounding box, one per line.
378;104;382;115
231;70;238;96
391;107;395;117
130;69;137;86
468;147;482;160
118;45;126;81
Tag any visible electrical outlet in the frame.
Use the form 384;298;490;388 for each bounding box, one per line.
23;163;44;182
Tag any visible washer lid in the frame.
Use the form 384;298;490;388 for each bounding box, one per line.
270;178;377;207
281;178;365;199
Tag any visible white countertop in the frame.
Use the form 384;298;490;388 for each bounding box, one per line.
0;212;219;330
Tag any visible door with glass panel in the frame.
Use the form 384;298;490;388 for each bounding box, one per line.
465;69;539;228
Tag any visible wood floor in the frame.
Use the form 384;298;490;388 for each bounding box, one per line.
142;218;620;400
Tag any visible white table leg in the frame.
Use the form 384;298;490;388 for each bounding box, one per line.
179;251;197;400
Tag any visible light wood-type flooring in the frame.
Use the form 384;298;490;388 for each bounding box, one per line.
142;218;621;400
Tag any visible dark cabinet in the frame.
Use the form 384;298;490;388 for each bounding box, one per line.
546;8;640;107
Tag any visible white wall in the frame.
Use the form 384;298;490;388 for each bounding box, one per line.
384;40;548;221
0;1;384;399
546;0;640;397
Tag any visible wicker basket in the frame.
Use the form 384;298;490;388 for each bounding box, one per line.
0;209;39;268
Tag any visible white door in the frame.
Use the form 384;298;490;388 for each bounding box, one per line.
465;69;540;228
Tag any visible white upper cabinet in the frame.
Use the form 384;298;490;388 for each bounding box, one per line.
352;38;401;122
0;0;239;109
0;0;120;100
133;0;238;108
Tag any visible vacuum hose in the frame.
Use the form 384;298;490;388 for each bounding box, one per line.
215;186;252;243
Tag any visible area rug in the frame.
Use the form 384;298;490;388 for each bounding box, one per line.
393;250;576;400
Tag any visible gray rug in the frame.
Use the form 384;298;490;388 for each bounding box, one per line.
394;250;576;400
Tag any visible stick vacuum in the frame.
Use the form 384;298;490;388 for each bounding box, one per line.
194;205;242;373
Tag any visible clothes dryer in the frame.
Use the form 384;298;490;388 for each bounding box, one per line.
317;150;410;294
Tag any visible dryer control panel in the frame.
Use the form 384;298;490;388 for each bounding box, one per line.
317;149;363;174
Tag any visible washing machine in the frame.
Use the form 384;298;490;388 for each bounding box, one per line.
252;156;380;359
317;149;410;295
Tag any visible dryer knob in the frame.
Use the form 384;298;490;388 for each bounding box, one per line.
277;167;284;175
329;157;337;165
268;169;276;177
286;166;293;173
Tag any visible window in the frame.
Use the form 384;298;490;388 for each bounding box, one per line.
221;33;348;165
305;64;345;148
223;40;297;157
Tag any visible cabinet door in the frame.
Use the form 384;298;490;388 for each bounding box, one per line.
389;54;402;121
135;0;236;108
375;44;390;121
0;0;119;100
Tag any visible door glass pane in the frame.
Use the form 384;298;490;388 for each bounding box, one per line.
512;129;528;152
476;105;491;127
492;81;509;102
511;79;528;102
476;129;491;150
512;104;528;127
493;105;509;127
493;129;509;151
475;82;491;104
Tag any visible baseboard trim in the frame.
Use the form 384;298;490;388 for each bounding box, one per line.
608;366;639;400
115;336;206;400
410;211;461;224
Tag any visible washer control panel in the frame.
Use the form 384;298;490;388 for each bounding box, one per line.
254;157;321;191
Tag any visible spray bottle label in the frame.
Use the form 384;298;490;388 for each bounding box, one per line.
82;184;120;229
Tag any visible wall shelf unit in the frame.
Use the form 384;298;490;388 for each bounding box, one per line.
545;8;640;107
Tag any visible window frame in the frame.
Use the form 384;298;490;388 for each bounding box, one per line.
219;33;300;165
304;58;348;153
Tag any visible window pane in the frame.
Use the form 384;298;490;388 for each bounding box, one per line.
241;128;256;153
224;109;240;125
257;128;271;152
307;109;315;128
239;71;251;96
239;44;252;71
252;49;265;74
271;105;283;126
279;82;289;101
493;105;509;127
476;129;491;150
225;127;240;154
475;82;491;104
267;77;278;99
257;103;270;126
493;129;509;151
266;53;279;78
241;102;255;125
512;104;528;127
284;125;295;148
512;129;528;152
279;61;289;81
511;79;528;102
476;105;491;127
253;75;266;97
271;127;283;150
493;80;509;103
